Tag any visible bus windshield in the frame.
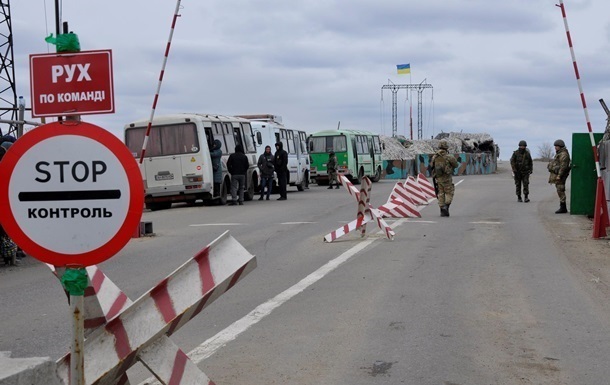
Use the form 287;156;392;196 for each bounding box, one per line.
125;123;199;157
309;135;347;153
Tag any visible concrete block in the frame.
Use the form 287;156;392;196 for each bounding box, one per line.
0;354;62;385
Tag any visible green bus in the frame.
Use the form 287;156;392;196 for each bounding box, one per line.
308;129;383;185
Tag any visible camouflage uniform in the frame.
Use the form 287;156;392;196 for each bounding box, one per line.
548;145;571;209
432;142;459;216
327;152;339;189
510;143;533;202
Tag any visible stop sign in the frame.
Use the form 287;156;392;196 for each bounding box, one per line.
0;121;144;267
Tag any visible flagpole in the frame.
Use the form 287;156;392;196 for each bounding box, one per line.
409;71;413;140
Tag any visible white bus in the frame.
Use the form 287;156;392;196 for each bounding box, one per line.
237;114;309;191
124;113;258;210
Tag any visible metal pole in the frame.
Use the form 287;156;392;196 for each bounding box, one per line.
17;96;25;138
70;294;85;385
556;0;600;176
139;0;182;164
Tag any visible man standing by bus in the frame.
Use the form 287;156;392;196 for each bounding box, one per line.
227;144;249;205
275;142;288;200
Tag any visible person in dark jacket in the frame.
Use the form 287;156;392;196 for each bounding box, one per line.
274;142;288;200
210;139;223;198
257;145;275;200
226;144;249;205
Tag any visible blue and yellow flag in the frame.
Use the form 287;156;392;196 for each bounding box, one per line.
397;63;411;75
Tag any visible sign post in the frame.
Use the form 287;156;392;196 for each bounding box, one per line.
0;120;143;385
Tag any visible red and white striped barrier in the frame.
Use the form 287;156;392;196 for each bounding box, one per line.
52;231;255;385
403;176;429;205
324;176;395;242
416;173;436;199
377;183;421;218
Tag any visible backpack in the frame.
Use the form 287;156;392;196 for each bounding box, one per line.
433;154;452;177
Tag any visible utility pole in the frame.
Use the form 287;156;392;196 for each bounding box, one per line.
381;81;433;139
0;0;18;136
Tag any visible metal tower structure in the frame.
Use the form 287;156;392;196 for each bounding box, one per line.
381;81;433;139
0;0;17;136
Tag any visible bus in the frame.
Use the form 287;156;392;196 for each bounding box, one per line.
237;114;310;191
308;129;383;185
124;113;258;210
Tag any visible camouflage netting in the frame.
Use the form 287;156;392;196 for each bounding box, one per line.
381;132;497;160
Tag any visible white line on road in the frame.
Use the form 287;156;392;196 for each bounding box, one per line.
281;222;316;225
190;223;244;226
140;177;461;384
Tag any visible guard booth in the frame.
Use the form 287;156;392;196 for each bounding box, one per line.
570;133;603;216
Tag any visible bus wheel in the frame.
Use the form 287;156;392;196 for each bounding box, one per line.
371;166;382;182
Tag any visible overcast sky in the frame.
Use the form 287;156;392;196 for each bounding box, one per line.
10;0;610;159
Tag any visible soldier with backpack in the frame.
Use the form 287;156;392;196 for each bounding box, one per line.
432;140;459;217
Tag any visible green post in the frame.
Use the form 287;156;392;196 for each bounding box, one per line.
570;132;603;216
61;268;88;385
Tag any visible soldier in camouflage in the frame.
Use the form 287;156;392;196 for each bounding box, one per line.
432;140;459;217
327;151;340;189
510;140;533;202
547;139;571;214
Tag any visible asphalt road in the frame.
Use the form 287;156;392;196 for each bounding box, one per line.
2;160;610;385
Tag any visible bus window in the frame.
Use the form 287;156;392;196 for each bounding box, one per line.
308;135;347;153
125;123;199;157
279;129;290;153
204;127;213;151
256;131;262;145
372;136;382;153
357;135;369;154
287;130;296;155
241;122;256;153
223;123;237;153
212;122;226;154
299;131;308;154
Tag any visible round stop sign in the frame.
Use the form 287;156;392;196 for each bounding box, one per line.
0;121;144;267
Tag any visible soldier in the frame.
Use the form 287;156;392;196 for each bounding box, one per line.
327;151;340;189
510;140;533;202
547;139;571;214
432;140;459;217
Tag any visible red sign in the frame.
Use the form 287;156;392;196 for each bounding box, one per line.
0;121;143;267
29;50;115;117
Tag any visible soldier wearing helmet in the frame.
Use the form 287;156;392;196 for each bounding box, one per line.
327;150;340;189
510;140;533;202
432;139;459;217
547;139;571;213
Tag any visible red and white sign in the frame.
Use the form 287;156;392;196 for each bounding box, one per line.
0;121;143;267
29;49;115;117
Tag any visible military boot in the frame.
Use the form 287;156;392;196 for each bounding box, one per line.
517;195;522;202
524;194;530;203
555;202;567;214
446;204;451;217
440;205;449;217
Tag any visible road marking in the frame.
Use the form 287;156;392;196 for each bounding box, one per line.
470;221;504;225
281;222;316;225
184;216;408;366
190;223;243;227
141;178;465;383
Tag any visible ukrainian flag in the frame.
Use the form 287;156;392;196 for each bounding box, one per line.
397;63;411;75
